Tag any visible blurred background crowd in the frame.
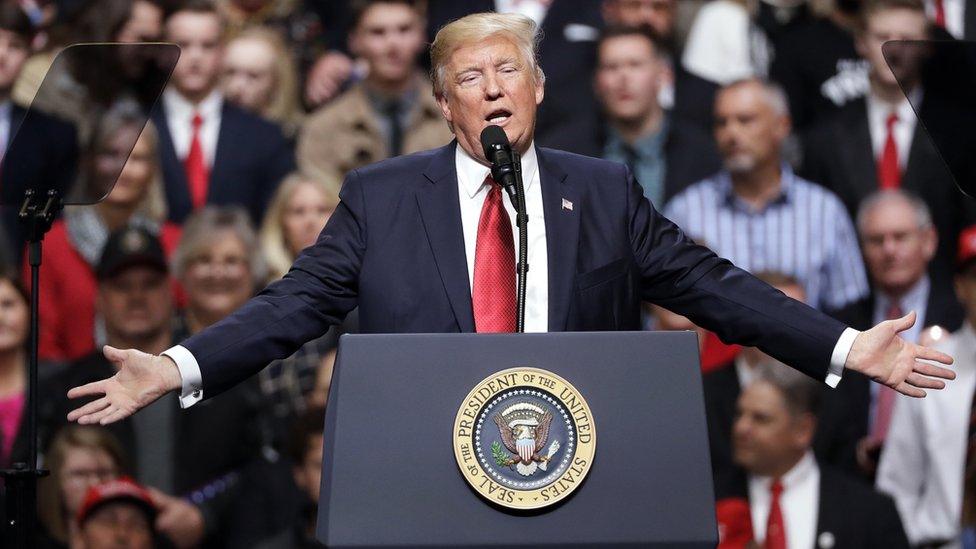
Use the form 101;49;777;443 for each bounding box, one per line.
0;0;973;547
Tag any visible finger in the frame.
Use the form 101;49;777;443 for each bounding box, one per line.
905;372;945;390
99;406;134;426
83;404;119;425
67;378;109;400
891;310;918;333
915;346;955;367
894;381;926;398
913;359;956;380
66;397;110;423
103;344;127;364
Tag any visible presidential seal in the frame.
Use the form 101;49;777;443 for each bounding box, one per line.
452;367;596;510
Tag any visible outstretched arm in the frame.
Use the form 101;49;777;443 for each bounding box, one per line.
627;164;953;395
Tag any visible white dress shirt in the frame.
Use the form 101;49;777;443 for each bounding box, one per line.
749;451;821;549
456;141;548;333
876;321;976;547
866;90;919;170
163;142;856;407
927;0;966;39
161;88;222;167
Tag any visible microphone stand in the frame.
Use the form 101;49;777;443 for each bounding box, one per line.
1;188;60;548
511;152;528;333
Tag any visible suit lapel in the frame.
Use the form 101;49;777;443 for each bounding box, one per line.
152;105;192;211
815;468;841;549
418;142;475;332
208;103;236;203
538;148;579;331
842;101;879;198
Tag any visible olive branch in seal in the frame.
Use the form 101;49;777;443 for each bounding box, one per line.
491;440;517;467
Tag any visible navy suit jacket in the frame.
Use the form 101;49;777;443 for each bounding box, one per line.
183;142;848;398
152;101;294;224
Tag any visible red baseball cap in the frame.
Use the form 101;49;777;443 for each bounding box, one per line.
76;476;157;526
958;225;976;271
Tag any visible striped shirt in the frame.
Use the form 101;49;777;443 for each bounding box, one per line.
663;166;868;311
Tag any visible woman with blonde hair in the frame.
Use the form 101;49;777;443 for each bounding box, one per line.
221;26;304;138
28;107;182;362
258;172;341;445
259;172;339;281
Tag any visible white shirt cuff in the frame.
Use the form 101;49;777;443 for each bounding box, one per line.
826;327;860;388
161;345;203;408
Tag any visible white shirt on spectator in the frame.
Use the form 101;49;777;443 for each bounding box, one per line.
748;451;820;549
866;90;919;171
927;0;966;39
681;0;756;85
876;320;976;546
494;0;550;26
161;88;223;168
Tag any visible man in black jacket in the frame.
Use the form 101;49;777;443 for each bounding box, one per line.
723;361;909;548
589;24;721;208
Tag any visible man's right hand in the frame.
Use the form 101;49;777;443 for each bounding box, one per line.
66;345;182;425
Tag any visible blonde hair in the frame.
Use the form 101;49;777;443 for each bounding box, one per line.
133;120;167;223
38;426;128;544
260;172;339;280
84;103;167;223
429;12;546;98
226;26;303;133
172;206;270;287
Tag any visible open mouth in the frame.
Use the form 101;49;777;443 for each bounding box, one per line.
485;108;512;125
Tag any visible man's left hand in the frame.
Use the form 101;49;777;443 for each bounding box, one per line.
846;310;955;397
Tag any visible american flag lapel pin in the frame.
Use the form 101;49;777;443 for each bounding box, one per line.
561;198;573;211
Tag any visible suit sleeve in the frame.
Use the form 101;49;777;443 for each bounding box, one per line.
625;164;848;381
181;170;366;399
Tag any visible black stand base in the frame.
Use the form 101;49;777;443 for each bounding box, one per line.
2;464;48;547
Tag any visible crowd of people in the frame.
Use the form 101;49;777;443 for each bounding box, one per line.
0;0;971;547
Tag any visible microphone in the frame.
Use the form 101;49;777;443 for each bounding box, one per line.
480;125;518;202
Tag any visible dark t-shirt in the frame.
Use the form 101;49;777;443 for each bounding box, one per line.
770;18;868;130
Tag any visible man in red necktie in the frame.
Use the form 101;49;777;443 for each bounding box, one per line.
156;0;294;224
68;13;956;505
732;362;909;548
801;0;975;286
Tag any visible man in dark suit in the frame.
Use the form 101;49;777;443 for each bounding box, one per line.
588;25;720;208
718;361;909;548
833;188;963;478
66;13;953;462
704;272;866;480
801;0;976;284
153;0;294;224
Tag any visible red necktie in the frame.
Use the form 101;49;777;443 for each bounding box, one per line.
472;176;516;333
871;301;904;441
764;480;787;549
184;113;209;209
934;0;946;28
878;112;901;189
